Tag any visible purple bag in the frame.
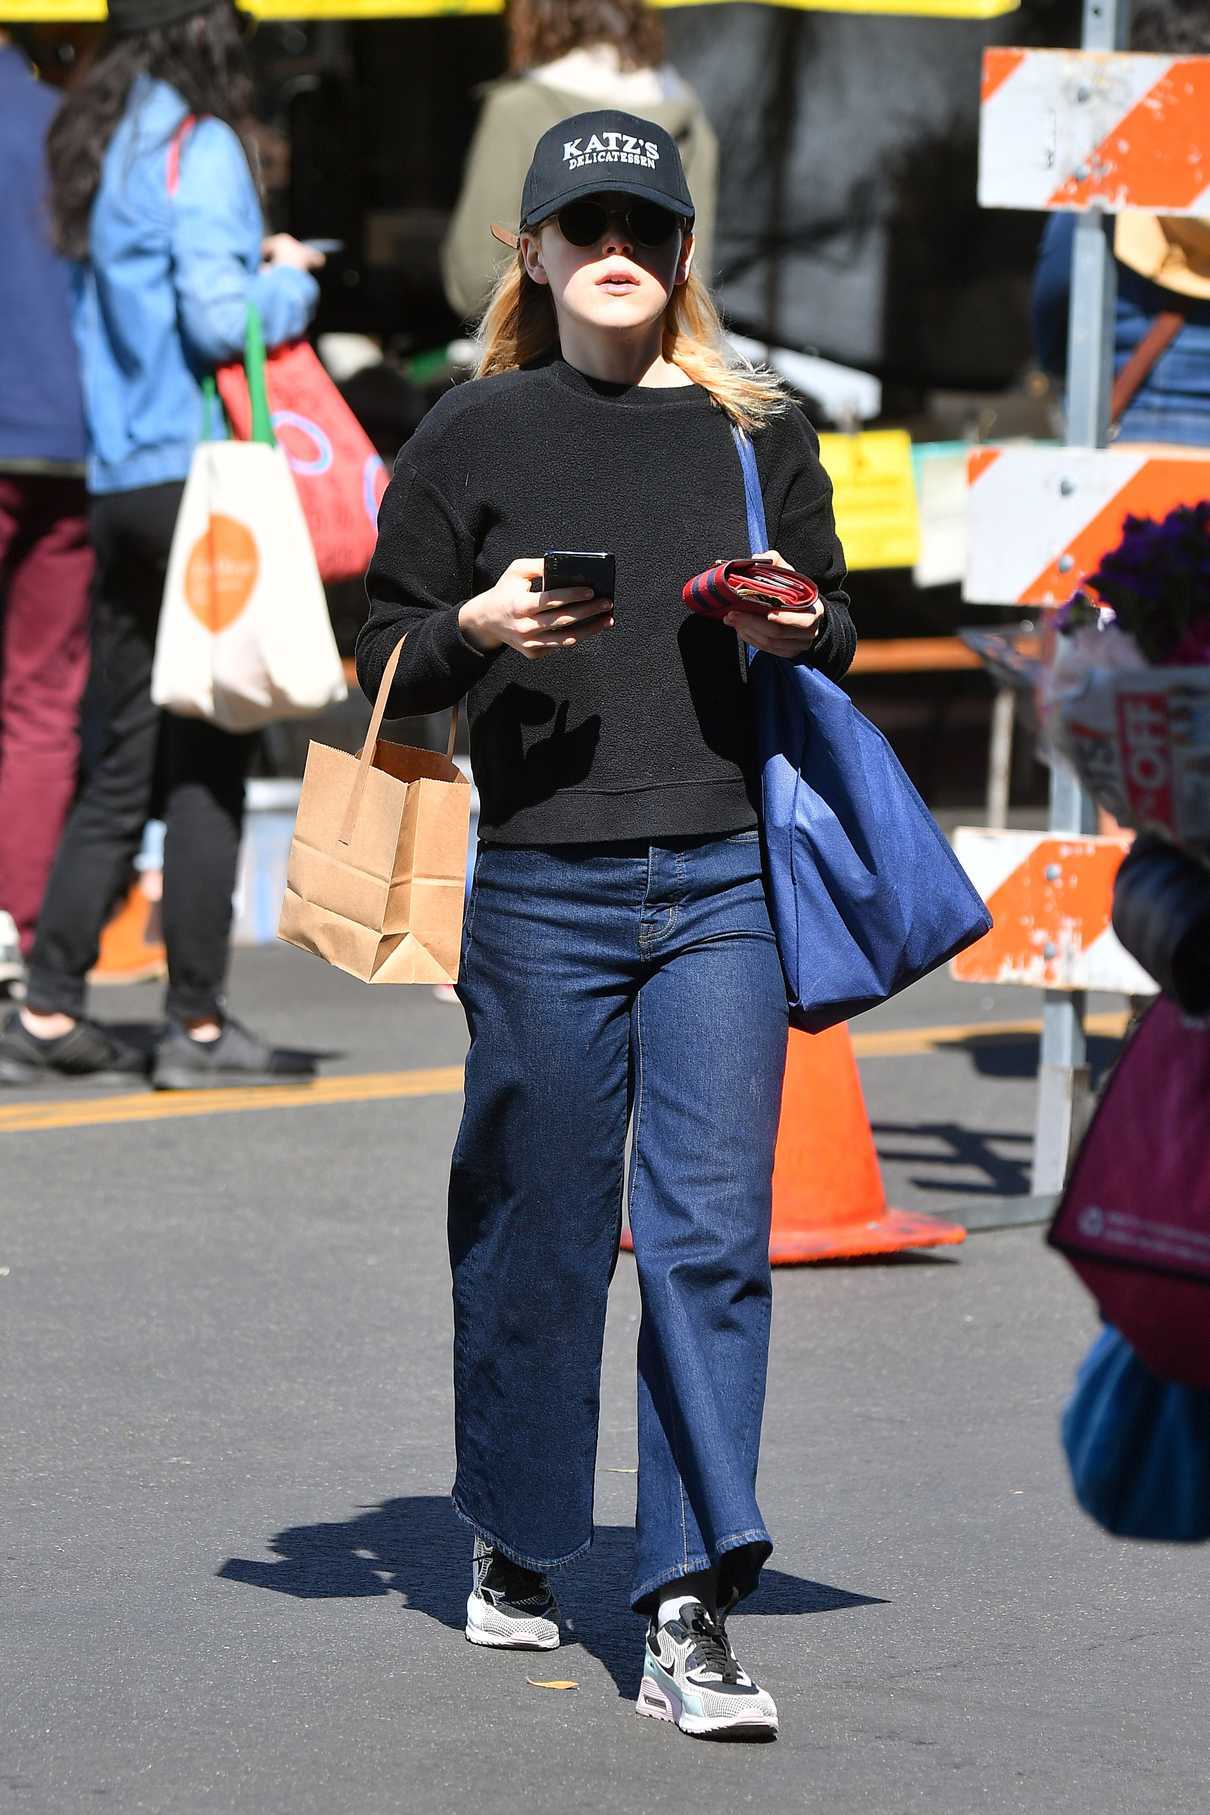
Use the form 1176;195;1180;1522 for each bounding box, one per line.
1049;997;1210;1390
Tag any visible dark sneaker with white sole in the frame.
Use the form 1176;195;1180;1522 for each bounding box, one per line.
465;1538;561;1650
151;1017;316;1091
636;1600;778;1739
0;1010;147;1086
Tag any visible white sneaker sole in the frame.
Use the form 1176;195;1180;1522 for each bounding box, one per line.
464;1593;560;1651
635;1674;778;1740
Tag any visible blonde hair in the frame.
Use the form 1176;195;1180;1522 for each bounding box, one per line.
476;254;788;434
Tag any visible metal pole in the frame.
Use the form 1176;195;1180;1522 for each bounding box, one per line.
986;687;1015;830
1031;0;1132;1195
762;10;802;355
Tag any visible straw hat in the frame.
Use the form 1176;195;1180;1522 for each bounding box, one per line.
1115;212;1210;303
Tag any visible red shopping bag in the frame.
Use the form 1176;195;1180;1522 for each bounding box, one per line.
217;315;389;583
165;120;387;583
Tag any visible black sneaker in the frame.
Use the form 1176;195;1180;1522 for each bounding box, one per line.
636;1600;778;1739
464;1538;561;1650
152;1016;317;1091
0;1010;147;1087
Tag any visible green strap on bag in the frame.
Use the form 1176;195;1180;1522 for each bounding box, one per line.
243;303;276;448
201;305;276;447
200;375;229;444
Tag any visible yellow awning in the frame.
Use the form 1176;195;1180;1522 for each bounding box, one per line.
0;0;1021;23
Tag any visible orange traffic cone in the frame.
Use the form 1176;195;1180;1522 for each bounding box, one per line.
89;870;167;987
620;1021;965;1264
767;1023;966;1262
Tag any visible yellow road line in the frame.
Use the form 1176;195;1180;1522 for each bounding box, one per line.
851;1008;1130;1059
0;1065;466;1136
0;1012;1131;1137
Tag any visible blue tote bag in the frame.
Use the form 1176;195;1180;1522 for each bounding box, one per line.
733;428;991;1032
1062;1324;1210;1543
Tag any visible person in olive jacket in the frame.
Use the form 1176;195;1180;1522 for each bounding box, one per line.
442;0;717;323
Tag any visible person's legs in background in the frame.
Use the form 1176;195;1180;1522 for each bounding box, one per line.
0;474;92;986
160;712;253;1029
2;486;172;1080
2;480;315;1088
150;711;313;1088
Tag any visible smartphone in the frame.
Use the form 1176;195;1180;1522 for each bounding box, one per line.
303;238;345;256
543;550;615;600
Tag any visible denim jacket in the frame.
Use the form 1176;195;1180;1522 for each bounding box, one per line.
0;46;86;469
1033;214;1210;448
76;76;318;494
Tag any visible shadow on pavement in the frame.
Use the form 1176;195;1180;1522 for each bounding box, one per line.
219;1494;886;1699
871;1119;1032;1197
965;1032;1121;1083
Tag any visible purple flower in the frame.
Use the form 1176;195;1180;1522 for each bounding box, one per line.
1087;504;1210;665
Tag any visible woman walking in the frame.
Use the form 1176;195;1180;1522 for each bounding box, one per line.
0;0;321;1090
358;111;855;1739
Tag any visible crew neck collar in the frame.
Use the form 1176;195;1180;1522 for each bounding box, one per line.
547;356;709;408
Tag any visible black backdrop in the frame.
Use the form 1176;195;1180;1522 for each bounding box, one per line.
264;0;1084;392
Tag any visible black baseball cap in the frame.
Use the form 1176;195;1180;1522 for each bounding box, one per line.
507;110;695;241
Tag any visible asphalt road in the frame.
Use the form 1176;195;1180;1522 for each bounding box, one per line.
2;951;1202;1815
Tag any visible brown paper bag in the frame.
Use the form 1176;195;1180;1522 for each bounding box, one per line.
277;638;471;983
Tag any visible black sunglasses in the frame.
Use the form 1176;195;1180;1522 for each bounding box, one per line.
554;199;683;250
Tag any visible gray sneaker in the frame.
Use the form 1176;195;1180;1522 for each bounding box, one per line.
152;1017;315;1091
465;1539;561;1651
636;1600;778;1739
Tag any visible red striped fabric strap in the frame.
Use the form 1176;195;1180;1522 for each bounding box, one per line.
166;114;199;198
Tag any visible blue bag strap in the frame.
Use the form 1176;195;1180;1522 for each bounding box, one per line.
731;426;768;556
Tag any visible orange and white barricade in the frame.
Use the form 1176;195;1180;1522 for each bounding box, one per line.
961;28;1209;1193
964;445;1210;606
979;49;1210;215
950;830;1155;996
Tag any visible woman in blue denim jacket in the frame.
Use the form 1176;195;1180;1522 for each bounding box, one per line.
1032;213;1210;447
1031;0;1210;447
0;0;322;1092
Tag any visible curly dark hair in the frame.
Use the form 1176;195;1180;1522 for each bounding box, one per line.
46;0;254;260
506;0;664;75
1131;1;1210;54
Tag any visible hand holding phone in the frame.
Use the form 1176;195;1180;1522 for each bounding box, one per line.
458;556;614;662
543;550;615;601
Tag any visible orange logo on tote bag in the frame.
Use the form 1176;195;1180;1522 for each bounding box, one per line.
185;514;259;633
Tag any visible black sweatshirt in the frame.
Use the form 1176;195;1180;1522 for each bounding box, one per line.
357;357;855;844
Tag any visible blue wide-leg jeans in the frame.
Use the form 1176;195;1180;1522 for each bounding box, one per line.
448;831;788;1611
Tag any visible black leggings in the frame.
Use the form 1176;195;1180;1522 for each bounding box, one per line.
27;482;254;1024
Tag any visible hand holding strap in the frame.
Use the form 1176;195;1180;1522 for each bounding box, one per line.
338;637;459;847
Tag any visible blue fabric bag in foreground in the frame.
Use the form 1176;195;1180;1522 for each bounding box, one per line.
1062;1325;1210;1543
733;427;992;1031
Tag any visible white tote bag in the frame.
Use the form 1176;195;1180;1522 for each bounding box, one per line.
153;369;347;734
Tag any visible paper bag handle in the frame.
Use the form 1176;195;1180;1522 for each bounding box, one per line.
338;636;459;847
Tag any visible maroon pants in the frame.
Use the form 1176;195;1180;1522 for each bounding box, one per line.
0;474;93;953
